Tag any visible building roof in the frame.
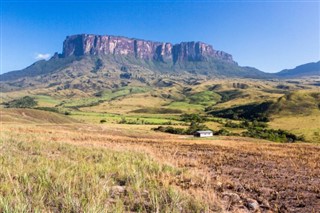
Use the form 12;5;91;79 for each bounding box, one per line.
195;130;213;134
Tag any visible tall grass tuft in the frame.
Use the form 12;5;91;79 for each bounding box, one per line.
0;134;206;212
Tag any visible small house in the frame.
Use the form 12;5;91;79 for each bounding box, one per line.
194;130;213;137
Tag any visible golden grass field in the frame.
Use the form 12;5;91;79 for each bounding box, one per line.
85;93;170;114
269;112;320;143
1;108;319;212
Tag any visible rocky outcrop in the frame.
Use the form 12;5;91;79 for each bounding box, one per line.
62;34;235;64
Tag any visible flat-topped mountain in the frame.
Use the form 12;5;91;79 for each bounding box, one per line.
62;34;235;64
0;33;271;91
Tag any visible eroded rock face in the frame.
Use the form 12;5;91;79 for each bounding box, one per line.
62;34;235;64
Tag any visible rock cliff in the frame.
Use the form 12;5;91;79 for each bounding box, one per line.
62;34;235;64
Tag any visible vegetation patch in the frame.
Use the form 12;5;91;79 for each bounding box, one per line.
165;101;204;112
153;114;210;135
180;113;207;123
62;86;150;109
0;134;206;212
188;91;221;105
118;117;173;125
242;128;304;143
3;96;37;108
208;101;273;122
224;120;268;129
91;58;103;73
216;90;243;103
130;108;182;114
34;106;60;113
270;91;320;115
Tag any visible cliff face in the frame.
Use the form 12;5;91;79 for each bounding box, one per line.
62;34;235;64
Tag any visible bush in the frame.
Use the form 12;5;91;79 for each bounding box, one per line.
153;122;210;135
224;120;268;129
118;117;127;124
214;128;231;136
224;121;241;128
213;129;239;136
242;128;304;143
131;108;182;114
100;119;107;123
152;126;185;134
251;120;268;128
209;101;272;122
180;114;207;123
64;111;71;115
120;66;128;72
35;107;59;113
120;73;131;79
185;122;209;135
4;96;37;108
91;58;103;73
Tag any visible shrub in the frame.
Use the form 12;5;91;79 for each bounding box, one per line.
180;114;207;123
35;107;60;113
251;120;268;128
224;120;268;129
233;83;249;89
224;121;241;128
213;129;239;136
131;108;182;114
120;73;131;79
153;122;210;135
209;101;272;122
91;58;103;73
3;96;37;108
100;119;107;123
242;128;304;143
152;126;185;134
118;117;127;124
185;122;209;135
64;111;71;115
120;65;128;72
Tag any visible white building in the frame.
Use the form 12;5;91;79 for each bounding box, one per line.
194;130;213;137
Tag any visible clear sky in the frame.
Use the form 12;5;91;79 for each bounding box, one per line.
1;0;319;74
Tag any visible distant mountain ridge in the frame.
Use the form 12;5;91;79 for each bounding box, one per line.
276;61;320;78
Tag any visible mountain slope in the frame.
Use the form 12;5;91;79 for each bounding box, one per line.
0;34;270;91
0;55;77;82
209;90;320;121
275;61;320;78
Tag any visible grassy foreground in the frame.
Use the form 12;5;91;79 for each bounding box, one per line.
0;132;206;212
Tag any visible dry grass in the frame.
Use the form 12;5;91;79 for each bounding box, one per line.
0;124;212;212
0;108;78;124
85;93;169;114
1;117;319;212
269;111;320;142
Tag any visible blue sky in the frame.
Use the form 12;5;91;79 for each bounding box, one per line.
1;0;319;73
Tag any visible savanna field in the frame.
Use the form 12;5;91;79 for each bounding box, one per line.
1;1;320;212
0;52;320;213
1;77;320;213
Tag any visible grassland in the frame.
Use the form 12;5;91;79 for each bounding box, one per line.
68;110;181;125
0;129;206;212
269;111;320;143
61;86;151;109
1;108;319;212
2;78;319;142
1;77;320;211
32;95;61;107
164;101;204;112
